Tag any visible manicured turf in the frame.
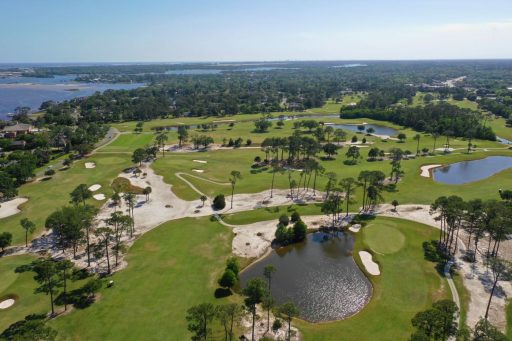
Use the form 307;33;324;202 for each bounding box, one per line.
42;215;448;341
364;220;406;254
0;154;133;244
50;217;235;340
297;217;450;340
99;132;157;153
0;255;46;332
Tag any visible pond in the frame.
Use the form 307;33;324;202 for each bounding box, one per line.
432;156;512;184
239;232;372;322
329;123;397;136
497;136;512;145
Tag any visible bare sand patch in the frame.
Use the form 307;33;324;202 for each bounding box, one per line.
435;147;455;152
0;197;28;219
359;251;380;275
88;184;102;192
192;169;204;173
0;299;15;309
93;194;106;201
349;224;362;233
420;164;442;178
193;160;207;164
85;162;96;169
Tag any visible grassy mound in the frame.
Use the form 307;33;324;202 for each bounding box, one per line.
111;177;145;194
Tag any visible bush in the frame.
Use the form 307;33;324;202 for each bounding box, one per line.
278;214;289;226
290;211;301;223
272;319;283;332
212;194;226;210
225;257;240;277
44;169;55;176
246;139;252;146
293;220;307;242
218;269;237;289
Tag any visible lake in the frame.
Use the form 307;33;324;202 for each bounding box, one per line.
432;156;512;184
240;232;372;322
0;75;144;119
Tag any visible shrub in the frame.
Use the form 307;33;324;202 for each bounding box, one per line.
246;139;252;146
225;257;240;277
44;169;55;176
218;269;237;289
272;319;283;332
278;214;290;226
212;194;226;210
290;211;301;223
293;220;307;242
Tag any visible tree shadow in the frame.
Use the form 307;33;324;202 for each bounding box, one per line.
214;288;232;299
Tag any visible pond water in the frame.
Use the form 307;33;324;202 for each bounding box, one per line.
0;75;144;119
432;156;512;184
330;123;397;136
497;136;512;145
240;232;372;322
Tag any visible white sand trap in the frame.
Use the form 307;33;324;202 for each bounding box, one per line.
192;169;204;173
0;299;15;309
359;251;380;275
435;147;455;152
88;184;102;192
0;197;28;219
349;224;362;233
93;194;106;201
193;160;207;164
420;164;442;178
85;162;96;169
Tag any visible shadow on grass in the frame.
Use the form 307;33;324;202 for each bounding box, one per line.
214;288;232;299
422;240;449;276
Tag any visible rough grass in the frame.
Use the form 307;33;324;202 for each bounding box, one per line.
111;177;145;194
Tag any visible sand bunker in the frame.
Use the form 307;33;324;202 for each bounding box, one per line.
359;251;380;275
0;299;15;309
193;160;207;164
85;162;96;169
349;224;362;233
420;164;442;178
192;169;204;173
88;184;102;192
0;197;28;219
93;194;106;200
435;147;455;152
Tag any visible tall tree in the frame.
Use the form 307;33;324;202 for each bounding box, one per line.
31;258;61;316
56;259;74;311
242;278;268;341
278;302;299;341
340;177;358;216
20;218;36;247
229;170;242;209
186;303;216;341
484;258;512;319
69;184;92;206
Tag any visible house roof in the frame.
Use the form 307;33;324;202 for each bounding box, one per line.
2;123;33;132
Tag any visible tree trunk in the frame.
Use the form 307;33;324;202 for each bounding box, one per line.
231;185;235;209
270;170;276;198
288;318;291;341
485;276;500;319
251;310;256;341
86;227;91;267
105;239;111;274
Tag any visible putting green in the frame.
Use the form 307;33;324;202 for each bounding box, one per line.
364;221;406;254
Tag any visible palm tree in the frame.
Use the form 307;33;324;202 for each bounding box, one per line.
95;227;113;274
413;134;421;155
111;192;121;211
20;218;35;247
270;161;283;198
229;170;242;209
200;195;207;207
340;177;358;216
431;132;440;154
155;133;168;157
143;186;152;202
123;193;136;236
278;302;299;341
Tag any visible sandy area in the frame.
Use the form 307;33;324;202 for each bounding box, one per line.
93;194;106;200
359;251;380;275
435;147;455;152
193;160;207;163
192;169;204;173
420;164;442;177
241;304;300;341
85;162;96;169
0;299;15;309
228;215;329;259
0;197;28;219
349;224;362;233
88;184;101;192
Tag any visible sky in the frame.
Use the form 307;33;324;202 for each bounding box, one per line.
1;0;511;63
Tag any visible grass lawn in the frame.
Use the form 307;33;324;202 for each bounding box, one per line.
50;217;236;340
43;214;450;341
153;144;512;204
489;117;512;141
0;255;47;332
98;132;157;153
0;154;133;245
297;217;450;340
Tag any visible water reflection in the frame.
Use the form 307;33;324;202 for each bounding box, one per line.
240;232;372;322
433;156;512;184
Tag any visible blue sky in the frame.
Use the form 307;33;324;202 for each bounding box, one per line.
1;0;511;62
